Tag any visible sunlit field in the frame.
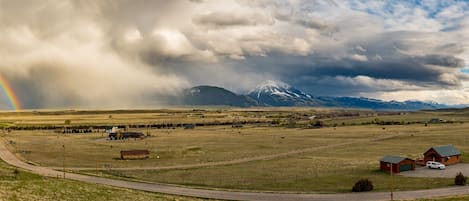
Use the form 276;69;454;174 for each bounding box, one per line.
3;108;469;192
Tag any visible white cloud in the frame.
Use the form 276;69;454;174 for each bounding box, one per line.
349;54;368;62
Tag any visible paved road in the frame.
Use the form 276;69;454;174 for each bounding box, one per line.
49;134;403;171
2;140;469;200
401;164;469;178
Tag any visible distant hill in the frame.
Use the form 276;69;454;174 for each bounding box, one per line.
179;86;258;107
175;80;451;110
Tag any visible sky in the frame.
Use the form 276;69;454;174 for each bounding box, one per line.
0;0;469;109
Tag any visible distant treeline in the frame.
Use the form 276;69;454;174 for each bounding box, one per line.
344;119;460;126
5;119;269;131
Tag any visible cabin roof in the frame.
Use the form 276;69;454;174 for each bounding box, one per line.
427;144;461;157
380;155;412;164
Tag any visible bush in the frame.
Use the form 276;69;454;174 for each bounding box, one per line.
352;179;374;192
455;172;466;186
313;121;324;128
13;168;19;179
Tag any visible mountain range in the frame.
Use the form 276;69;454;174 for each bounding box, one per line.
175;80;451;110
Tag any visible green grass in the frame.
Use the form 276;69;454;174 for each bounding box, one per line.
83;154;452;193
0;160;211;201
414;195;469;201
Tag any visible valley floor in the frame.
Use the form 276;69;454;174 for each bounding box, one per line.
3;108;469;200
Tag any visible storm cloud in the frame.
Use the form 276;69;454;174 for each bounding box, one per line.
0;0;469;109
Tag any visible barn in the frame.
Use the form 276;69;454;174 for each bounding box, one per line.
380;156;416;173
424;144;461;165
120;150;150;160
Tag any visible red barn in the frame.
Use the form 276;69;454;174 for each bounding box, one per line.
424;144;461;165
120;150;150;160
380;156;415;173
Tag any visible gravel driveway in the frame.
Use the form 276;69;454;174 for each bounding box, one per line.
400;164;469;178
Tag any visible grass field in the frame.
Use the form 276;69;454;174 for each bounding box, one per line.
0;160;209;201
414;195;469;201
3;108;469;194
75;124;469;193
4;125;388;168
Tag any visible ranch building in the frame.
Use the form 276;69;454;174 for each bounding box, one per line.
380;155;416;173
232;123;243;128
424;144;461;165
120;150;150;160
184;124;196;129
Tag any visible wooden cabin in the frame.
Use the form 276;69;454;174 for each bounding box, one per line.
120;150;150;160
380;155;415;173
424;144;461;165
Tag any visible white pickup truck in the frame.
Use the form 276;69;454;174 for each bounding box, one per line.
426;161;446;170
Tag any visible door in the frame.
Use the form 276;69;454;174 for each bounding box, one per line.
400;164;412;172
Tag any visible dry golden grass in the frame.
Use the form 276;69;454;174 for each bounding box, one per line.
3;108;469;193
4;125;382;168
82;124;469;192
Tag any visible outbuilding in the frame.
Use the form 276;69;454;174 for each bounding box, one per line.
380;155;416;173
424;144;461;165
184;124;196;129
120;150;150;160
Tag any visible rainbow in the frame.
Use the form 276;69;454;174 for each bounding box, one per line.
0;74;21;110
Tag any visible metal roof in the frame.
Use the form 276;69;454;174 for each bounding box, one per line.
431;144;461;157
380;155;410;164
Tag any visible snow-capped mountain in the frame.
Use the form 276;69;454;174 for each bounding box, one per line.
247;80;320;106
246;80;449;109
249;80;311;99
172;80;452;110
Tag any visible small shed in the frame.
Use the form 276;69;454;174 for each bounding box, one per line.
184;124;195;129
428;118;446;123
424;144;461;165
380;156;416;173
232;123;243;128
120;150;150;160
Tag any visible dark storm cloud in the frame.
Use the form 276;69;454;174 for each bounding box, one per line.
0;0;468;109
0;0;194;109
230;29;468;96
419;54;465;68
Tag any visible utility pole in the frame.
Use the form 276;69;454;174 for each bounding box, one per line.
390;162;394;201
62;144;66;179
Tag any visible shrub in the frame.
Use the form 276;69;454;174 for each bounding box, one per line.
13;168;19;179
455;172;466;186
313;121;324;128
352;179;374;192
